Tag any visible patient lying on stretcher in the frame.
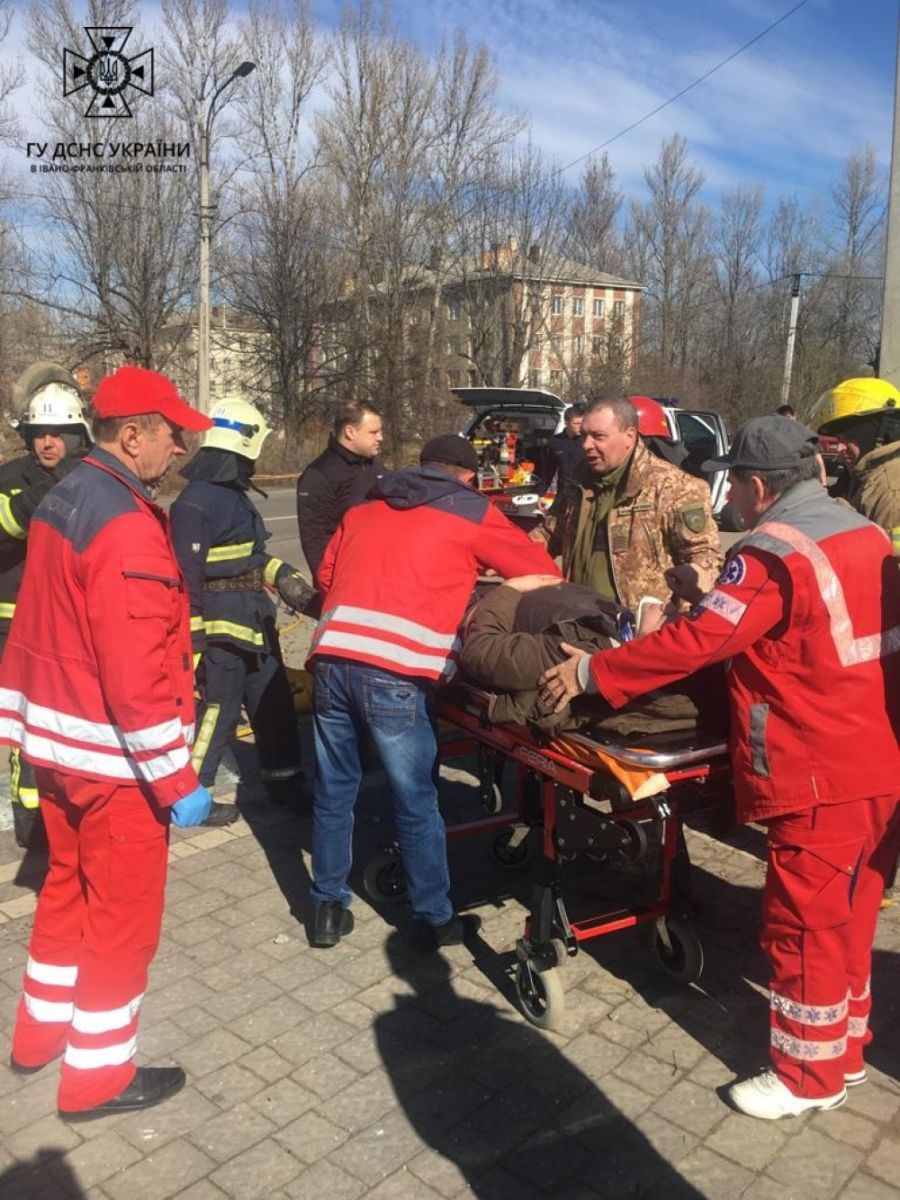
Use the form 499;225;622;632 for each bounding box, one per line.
459;574;728;741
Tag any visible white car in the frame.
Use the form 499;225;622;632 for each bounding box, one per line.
455;387;743;531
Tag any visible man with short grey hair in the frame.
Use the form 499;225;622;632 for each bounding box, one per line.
539;414;900;1121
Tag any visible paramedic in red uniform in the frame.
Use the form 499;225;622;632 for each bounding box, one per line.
0;366;214;1120
539;415;900;1120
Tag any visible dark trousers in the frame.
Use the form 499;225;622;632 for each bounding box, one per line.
192;641;303;788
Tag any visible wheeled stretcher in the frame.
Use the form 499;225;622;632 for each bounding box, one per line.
364;682;733;1029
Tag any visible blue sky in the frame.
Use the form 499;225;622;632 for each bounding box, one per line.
4;0;898;207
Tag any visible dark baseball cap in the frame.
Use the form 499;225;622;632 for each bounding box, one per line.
702;415;819;473
420;433;479;472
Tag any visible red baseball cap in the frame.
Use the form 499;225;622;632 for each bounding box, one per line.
92;366;212;432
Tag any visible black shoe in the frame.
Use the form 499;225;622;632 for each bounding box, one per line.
203;802;240;827
312;902;354;948
59;1066;186;1121
413;913;482;952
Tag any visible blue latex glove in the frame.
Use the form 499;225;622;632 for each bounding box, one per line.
170;785;213;828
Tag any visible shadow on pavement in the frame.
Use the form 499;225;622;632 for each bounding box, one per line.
0;1148;87;1198
374;930;706;1199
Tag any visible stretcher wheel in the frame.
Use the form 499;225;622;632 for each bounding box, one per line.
515;960;565;1030
363;848;408;903
652;916;703;983
487;827;533;870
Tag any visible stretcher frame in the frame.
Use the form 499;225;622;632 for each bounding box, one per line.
435;684;732;1028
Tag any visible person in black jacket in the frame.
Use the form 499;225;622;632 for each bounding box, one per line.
0;363;91;848
171;399;317;825
296;400;384;579
551;403;585;488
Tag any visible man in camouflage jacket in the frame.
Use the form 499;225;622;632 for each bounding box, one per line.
535;397;722;614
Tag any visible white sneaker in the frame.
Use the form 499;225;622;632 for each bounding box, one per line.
844;1069;867;1087
726;1070;847;1120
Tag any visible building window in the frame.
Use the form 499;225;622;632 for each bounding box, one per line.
592;336;604;357
572;297;584;317
593;298;605;318
529;289;542;311
468;369;478;387
573;335;583;355
551;295;563;316
529;331;542;349
529;368;540;388
447;369;460;388
550;335;562;355
447;299;461;321
613;300;625;319
550;369;562;387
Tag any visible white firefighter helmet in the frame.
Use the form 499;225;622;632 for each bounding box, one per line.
204;398;271;461
11;362;91;443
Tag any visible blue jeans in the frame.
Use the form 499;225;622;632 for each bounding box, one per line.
310;657;453;926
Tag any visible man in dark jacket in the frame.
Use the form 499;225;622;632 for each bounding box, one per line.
551;404;585;488
0;363;92;848
296;400;384;580
171;400;317;825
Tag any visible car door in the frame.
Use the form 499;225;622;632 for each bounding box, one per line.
672;409;730;516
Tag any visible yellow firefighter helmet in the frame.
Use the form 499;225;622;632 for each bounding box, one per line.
811;377;900;435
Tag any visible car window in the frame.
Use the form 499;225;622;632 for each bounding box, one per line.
675;412;719;477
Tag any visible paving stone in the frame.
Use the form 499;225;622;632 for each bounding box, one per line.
705;1112;788;1171
866;1134;900;1189
1;1074;63;1135
141;977;218;1025
44;1131;141;1191
171;1007;223;1039
174;1029;254;1079
166;1182;228;1200
274;1109;349;1163
247;1077;317;1127
466;1164;544;1199
675;1145;755;1198
165;915;230;949
201;975;284;1024
407;1147;471;1198
137;1017;193;1061
103;1138;215;1200
209;1137;301;1199
290;1052;360;1100
766;1127;864;1198
196;1063;265;1110
291;969;362;1012
319;1070;400;1134
270;1012;358;1068
614;1047;680;1096
282;1159;365;1200
188;1101;277;1164
237;1045;295;1084
4;1113;82;1161
227;994;311;1047
844;1082;900;1124
363;1165;446;1199
116;1088;220;1152
838;1173;900;1200
330;1108;427;1186
0;1162;84;1200
809;1106;880;1151
651;1077;729;1137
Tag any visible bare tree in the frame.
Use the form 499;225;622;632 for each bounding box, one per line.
565;153;623;273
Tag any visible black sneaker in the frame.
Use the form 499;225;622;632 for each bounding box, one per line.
412;913;482;951
203;802;240;827
312;902;354;948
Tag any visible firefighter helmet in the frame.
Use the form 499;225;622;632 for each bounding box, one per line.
811;377;900;434
628;395;672;439
11;362;91;444
203;399;271;461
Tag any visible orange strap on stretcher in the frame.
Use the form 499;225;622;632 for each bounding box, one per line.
550;733;669;802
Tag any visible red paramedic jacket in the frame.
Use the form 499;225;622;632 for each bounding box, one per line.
586;480;900;823
310;465;561;681
0;448;200;808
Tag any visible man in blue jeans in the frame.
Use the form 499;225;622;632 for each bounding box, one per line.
307;433;560;949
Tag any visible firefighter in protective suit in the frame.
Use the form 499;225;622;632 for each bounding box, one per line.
811;376;900;556
0;363;92;848
170;399;317;825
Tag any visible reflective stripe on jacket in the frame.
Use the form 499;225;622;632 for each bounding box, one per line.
0;448;199;807
587;480;900;821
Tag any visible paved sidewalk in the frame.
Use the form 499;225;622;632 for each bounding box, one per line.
0;750;897;1200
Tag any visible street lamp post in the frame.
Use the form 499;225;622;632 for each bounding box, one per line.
197;60;256;414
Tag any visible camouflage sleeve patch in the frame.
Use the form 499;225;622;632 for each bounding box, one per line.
681;506;708;534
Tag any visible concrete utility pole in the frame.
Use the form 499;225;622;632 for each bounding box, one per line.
781;273;801;405
197;62;256;414
879;15;900;386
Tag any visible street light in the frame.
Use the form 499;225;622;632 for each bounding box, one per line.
197;60;256;413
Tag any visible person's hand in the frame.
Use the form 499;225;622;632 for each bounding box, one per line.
171;785;212;828
504;574;564;593
636;600;666;636
664;564;705;606
538;642;590;713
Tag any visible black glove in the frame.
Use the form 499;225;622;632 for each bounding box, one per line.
274;564;319;616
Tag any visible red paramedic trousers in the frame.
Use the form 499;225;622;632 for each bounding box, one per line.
762;794;899;1098
12;768;169;1112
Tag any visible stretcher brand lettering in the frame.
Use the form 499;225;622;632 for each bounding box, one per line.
518;747;557;775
